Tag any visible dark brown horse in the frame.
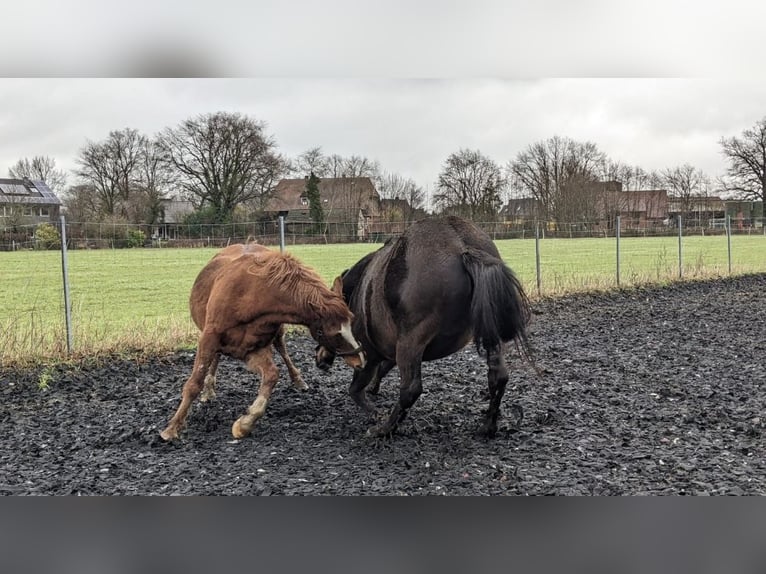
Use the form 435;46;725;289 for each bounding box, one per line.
316;216;531;438
161;242;365;441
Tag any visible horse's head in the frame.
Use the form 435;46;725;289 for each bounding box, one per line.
311;276;366;371
312;274;366;371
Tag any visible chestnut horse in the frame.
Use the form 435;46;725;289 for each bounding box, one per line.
315;216;531;438
160;243;365;441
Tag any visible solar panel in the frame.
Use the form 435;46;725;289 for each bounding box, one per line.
0;180;62;205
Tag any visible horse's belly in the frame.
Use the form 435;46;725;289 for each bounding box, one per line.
218;325;272;359
423;329;473;361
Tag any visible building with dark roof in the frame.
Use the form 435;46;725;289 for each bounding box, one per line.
0;178;62;225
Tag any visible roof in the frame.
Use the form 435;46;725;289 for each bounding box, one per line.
160;198;195;223
668;196;726;212
265;177;381;216
600;189;668;219
0;178;61;206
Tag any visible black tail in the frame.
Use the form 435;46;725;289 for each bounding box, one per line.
462;248;531;358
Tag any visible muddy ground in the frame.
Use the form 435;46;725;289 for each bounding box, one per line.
1;274;765;495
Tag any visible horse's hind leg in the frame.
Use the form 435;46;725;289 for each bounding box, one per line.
232;346;280;439
161;331;220;441
274;325;306;391
477;344;515;438
199;354;220;402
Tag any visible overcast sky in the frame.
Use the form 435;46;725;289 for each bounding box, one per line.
2;78;765;197
1;1;765;200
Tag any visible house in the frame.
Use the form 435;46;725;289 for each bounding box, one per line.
606;189;669;229
153;198;196;239
264;176;382;241
667;196;726;227
500;198;543;224
724;200;763;229
0;178;62;226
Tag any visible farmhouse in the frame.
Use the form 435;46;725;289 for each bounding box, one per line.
0;178;62;226
264;176;382;240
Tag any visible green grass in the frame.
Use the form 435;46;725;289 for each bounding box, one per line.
1;234;763;365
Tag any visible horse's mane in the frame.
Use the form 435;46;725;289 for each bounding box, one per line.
247;250;352;322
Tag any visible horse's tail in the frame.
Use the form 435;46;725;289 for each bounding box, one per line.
462;248;532;359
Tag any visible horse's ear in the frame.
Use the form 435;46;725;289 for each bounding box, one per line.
332;275;343;295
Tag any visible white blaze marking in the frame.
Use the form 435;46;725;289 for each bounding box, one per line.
340;321;365;366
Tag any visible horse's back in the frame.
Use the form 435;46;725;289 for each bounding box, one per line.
190;242;272;330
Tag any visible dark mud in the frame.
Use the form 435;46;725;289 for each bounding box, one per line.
2;274;765;495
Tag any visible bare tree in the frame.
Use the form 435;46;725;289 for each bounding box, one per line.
290;147;331;177
8;156;68;194
662;164;710;223
600;160;662;191
62;184;101;222
76;128;146;216
132;138;173;224
158;112;282;222
435;149;505;220
719;117;766;209
508;136;606;223
376;171;425;223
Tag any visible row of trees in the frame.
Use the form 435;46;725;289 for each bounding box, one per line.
6;113;766;226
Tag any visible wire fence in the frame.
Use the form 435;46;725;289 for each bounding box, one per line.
1;215;764;362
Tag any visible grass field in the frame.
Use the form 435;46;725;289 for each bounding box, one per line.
1;234;764;365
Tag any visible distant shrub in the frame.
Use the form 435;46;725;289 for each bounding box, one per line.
34;223;61;250
126;228;146;248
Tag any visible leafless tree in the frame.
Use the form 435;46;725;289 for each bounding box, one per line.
599;160;662;191
62;184;101;222
719;117;766;209
662;164;711;222
131;138;174;224
76;128;146;216
158;112;283;222
435;149;505;220
508;136;606;224
376;171;425;223
8;156;68;194
289;147;331;178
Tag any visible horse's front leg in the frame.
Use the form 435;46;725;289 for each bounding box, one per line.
366;359;395;395
232;347;280;439
273;325;306;391
349;359;383;415
368;345;424;437
160;331;220;441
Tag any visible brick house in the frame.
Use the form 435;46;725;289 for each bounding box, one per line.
264;176;382;240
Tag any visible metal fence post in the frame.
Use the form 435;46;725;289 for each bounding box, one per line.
726;214;732;274
59;215;73;354
616;215;621;287
535;222;541;297
677;214;683;279
278;215;286;253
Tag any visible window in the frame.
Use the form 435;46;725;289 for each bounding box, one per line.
23;207;34;217
300;196;309;206
39;207;49;217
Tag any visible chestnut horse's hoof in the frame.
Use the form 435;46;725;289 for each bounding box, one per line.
160;428;179;442
231;418;251;439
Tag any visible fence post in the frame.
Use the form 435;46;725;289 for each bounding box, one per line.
677;214;683;279
726;214;732;274
278;215;286;253
59;215;73;355
535;222;541;297
616;215;621;287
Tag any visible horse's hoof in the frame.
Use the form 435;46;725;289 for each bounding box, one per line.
294;379;308;391
366;424;394;438
476;423;497;439
159;428;178;442
231;419;251;439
